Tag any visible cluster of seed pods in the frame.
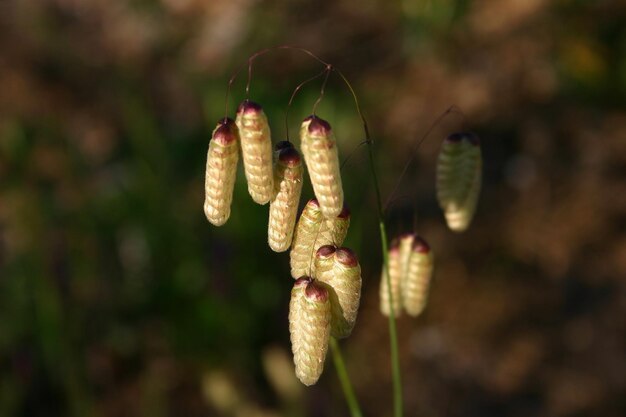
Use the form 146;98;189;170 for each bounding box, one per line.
204;103;357;386
289;245;362;385
379;233;434;318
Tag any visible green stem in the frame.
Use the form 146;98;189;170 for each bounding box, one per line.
367;142;403;417
330;337;363;417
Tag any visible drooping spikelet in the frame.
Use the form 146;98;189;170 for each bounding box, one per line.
319;204;350;248
236;100;274;204
289;278;331;386
401;236;434;317
316;246;362;339
436;132;482;232
290;199;324;278
300;116;344;218
379;239;403;317
398;233;415;281
268;143;303;252
204;118;239;226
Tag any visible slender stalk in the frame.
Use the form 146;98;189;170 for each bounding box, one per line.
330;337;363;417
367;142;403;417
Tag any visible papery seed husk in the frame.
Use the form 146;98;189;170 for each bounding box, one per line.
289;279;331;386
300;116;344;218
290;199;324;278
436;132;482;232
236;100;274;204
317;247;361;339
204;118;239;226
318;203;350;248
402;237;434;317
268;146;303;252
398;233;415;283
379;240;403;317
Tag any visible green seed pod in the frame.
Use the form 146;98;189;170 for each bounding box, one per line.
204;118;239;226
436;132;482;232
268;144;303;252
319;204;350;248
379;239;403;317
290;199;324;278
316;247;362;339
289;278;331;386
300;116;344;218
236;100;274;204
402;236;434;317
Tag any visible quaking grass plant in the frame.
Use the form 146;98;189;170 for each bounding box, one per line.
204;47;483;417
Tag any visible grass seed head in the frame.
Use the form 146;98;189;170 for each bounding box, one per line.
236;99;274;204
401;236;434;317
268;146;303;252
290;199;324;278
204;118;239;226
300;115;344;218
289;279;331;386
316;246;362;339
436;132;482;232
379;240;403;317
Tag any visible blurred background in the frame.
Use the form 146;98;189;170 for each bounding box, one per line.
1;0;625;416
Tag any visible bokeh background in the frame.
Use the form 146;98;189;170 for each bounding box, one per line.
1;0;625;416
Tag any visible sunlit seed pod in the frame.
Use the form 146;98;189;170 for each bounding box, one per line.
436;132;482;232
398;232;415;282
268;145;303;252
319;203;351;248
236;100;274;204
300;116;344;218
204;118;239;226
379;240;403;317
289;279;331;386
290;199;324;278
402;236;434;317
317;247;362;339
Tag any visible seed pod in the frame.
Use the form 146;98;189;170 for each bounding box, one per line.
379;240;403;317
402;237;434;317
319;203;350;248
204;118;239;226
300;116;344;218
268;144;303;252
290;199;324;278
317;247;362;339
289;278;331;386
398;232;415;282
436;132;482;232
236;100;274;204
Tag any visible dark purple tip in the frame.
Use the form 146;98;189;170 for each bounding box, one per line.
336;247;358;267
337;204;351;220
278;147;301;167
307;198;320;208
294;276;311;288
399;232;415;241
305;281;328;302
275;141;293;151
412;236;431;253
389;238;401;251
237;99;263;115
446;132;464;143
316;245;336;259
212;118;237;145
306;115;332;136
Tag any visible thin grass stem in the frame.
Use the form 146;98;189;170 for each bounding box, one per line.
330;337;363;417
